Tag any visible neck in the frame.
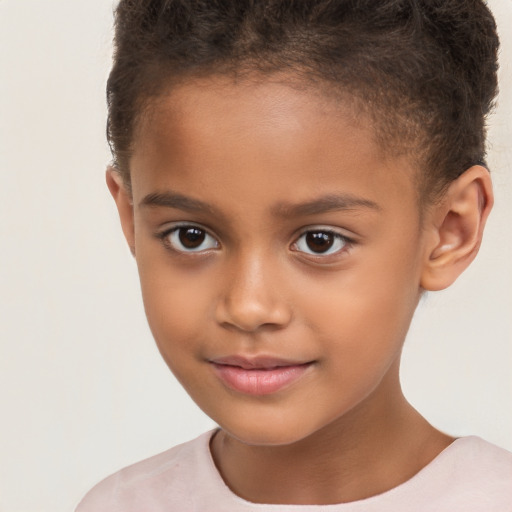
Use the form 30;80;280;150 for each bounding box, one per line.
210;369;453;505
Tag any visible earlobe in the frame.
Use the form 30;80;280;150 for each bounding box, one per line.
106;167;136;256
420;166;493;291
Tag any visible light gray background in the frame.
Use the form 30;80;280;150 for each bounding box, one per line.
0;1;510;511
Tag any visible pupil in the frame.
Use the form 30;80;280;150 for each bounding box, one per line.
179;227;205;248
306;232;333;253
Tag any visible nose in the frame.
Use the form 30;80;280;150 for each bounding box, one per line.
215;251;292;333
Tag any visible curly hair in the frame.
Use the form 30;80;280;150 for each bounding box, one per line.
107;0;499;201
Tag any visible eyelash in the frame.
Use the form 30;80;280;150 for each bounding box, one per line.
157;223;220;254
291;228;353;258
156;223;354;258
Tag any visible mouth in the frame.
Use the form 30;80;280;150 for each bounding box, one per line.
209;356;314;396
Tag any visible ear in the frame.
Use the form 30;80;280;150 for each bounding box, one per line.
420;165;493;291
106;167;136;256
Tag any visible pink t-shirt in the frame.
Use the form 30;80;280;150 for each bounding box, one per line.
76;430;512;511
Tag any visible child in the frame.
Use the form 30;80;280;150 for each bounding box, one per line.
77;0;512;509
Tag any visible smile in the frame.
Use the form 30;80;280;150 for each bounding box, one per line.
209;356;314;396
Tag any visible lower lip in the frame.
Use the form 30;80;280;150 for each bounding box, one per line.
211;363;312;396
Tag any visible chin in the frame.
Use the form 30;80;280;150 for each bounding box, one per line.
226;428;306;447
217;414;322;447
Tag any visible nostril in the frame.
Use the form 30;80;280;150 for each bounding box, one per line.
215;297;292;333
215;257;292;331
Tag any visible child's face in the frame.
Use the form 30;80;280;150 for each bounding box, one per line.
121;77;432;445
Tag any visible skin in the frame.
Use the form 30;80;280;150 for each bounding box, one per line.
108;76;493;505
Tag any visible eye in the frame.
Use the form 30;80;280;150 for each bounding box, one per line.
292;229;350;256
161;225;219;253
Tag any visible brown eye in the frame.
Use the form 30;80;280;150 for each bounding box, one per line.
179;227;205;249
305;232;334;253
293;229;349;256
164;225;219;252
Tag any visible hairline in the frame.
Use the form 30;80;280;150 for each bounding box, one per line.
115;68;429;207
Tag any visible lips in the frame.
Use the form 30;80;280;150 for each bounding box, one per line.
209;356;314;395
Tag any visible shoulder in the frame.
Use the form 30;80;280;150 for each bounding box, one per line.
422;436;512;510
449;436;512;477
348;437;512;512
451;436;512;480
352;437;512;512
75;430;217;512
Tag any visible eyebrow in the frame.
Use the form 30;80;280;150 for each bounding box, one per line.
140;191;380;217
271;194;381;217
140;192;217;215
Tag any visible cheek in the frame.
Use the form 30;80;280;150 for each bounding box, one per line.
296;247;421;365
136;253;214;361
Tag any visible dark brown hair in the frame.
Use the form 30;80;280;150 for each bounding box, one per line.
107;0;499;201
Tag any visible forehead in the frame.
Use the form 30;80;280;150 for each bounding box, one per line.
137;75;362;151
130;76;419;216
